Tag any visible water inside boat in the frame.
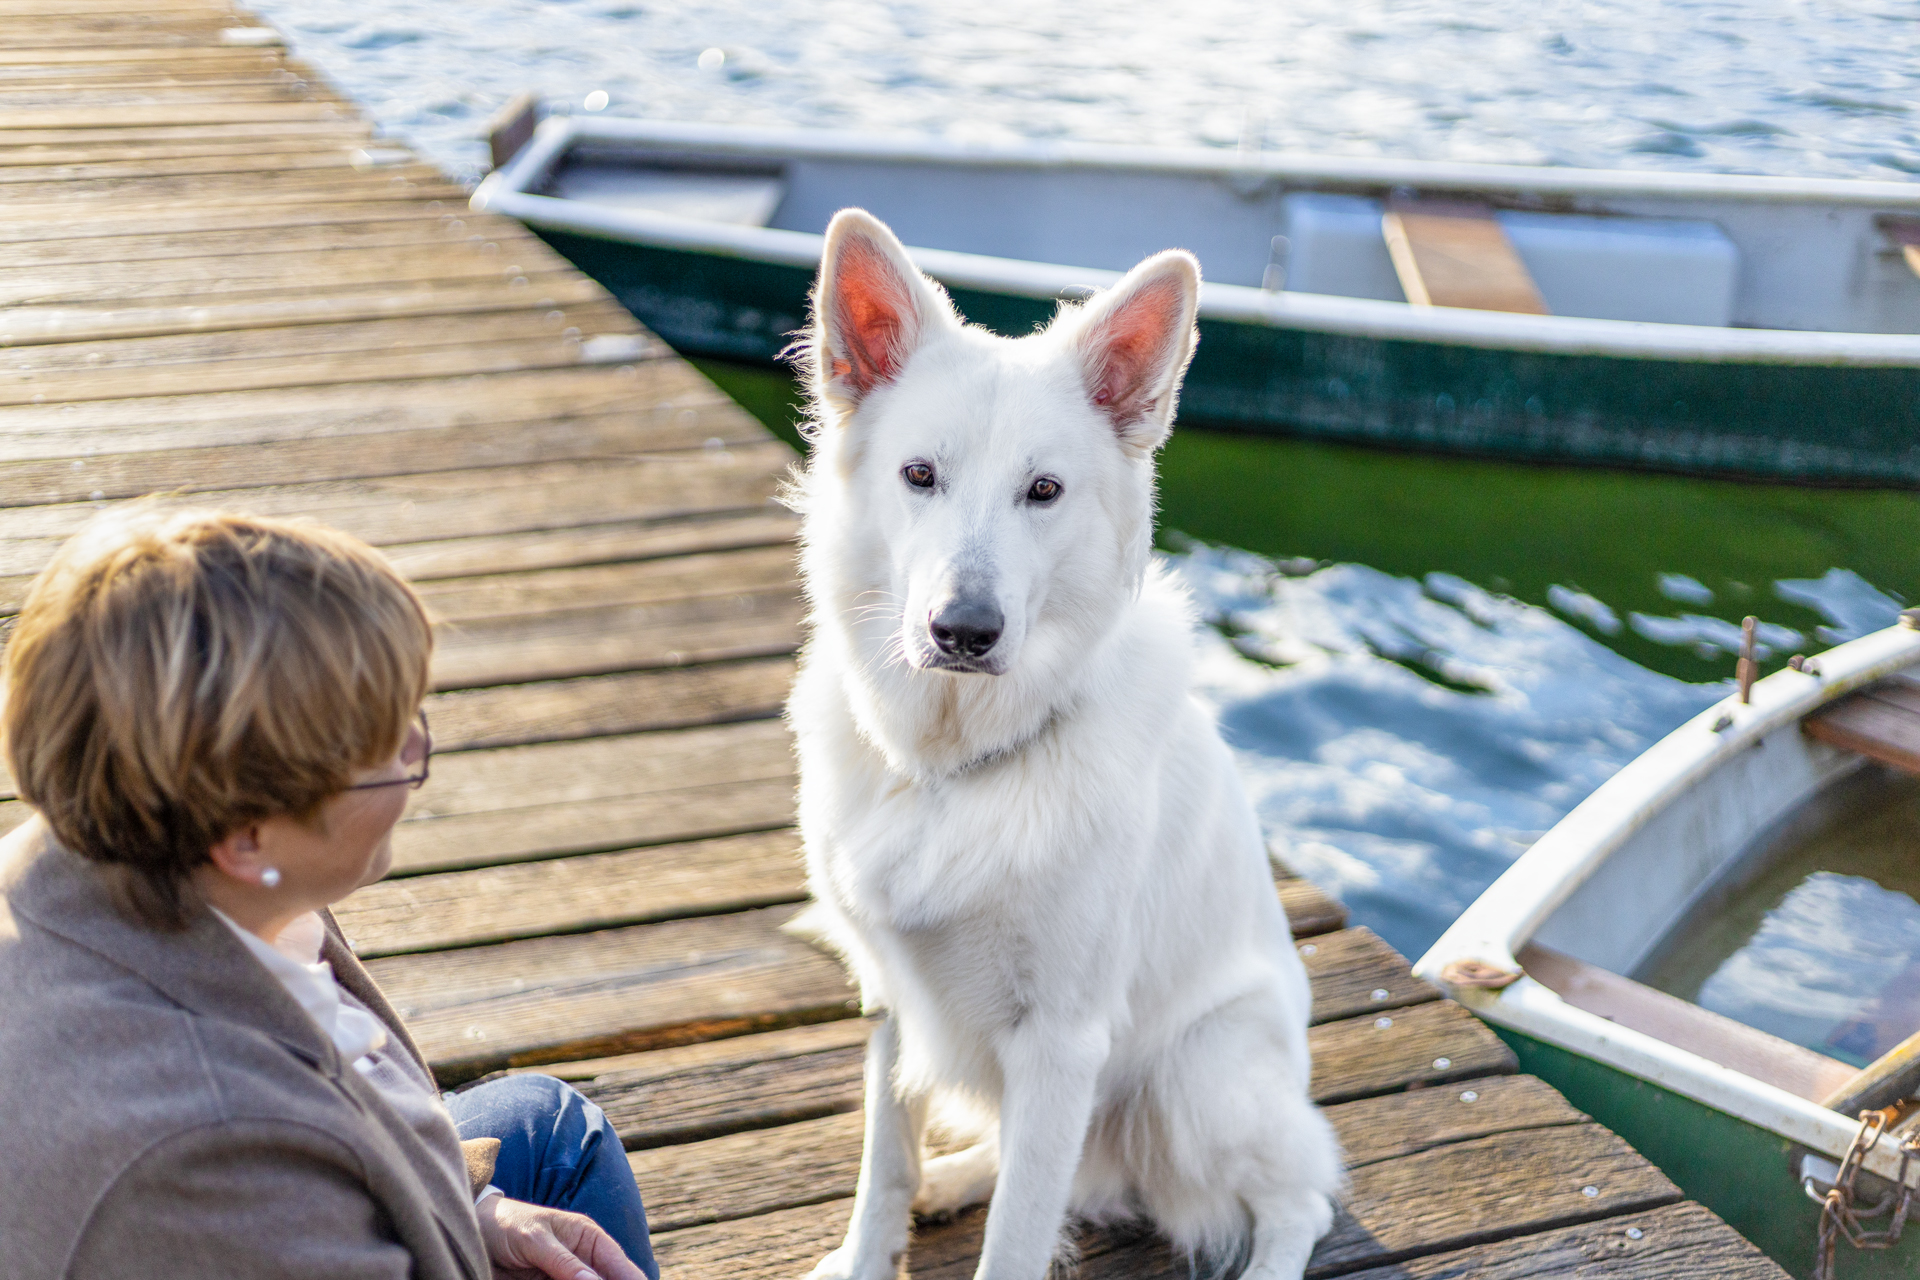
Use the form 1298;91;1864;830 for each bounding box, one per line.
1640;762;1920;1068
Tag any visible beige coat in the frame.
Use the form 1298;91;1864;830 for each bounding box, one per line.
0;826;493;1280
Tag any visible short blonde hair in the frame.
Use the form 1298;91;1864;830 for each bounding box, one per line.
2;508;432;927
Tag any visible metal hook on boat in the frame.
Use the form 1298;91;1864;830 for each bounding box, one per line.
1737;615;1759;704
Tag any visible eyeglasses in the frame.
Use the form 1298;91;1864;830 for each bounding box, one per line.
343;711;432;792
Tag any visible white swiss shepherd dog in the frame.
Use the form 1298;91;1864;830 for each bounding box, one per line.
785;208;1343;1280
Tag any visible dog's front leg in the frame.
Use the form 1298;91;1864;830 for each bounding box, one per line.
807;1014;927;1280
973;1024;1108;1280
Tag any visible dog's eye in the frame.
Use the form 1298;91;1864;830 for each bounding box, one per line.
1027;477;1062;503
903;462;935;488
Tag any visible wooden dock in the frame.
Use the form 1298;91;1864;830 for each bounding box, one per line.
0;4;1791;1277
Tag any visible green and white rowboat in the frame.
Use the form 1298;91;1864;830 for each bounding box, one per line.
1419;618;1920;1279
474;112;1920;482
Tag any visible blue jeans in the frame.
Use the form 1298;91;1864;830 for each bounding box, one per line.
445;1074;659;1280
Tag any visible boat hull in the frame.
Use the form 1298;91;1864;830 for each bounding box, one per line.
537;225;1920;483
1504;1028;1920;1279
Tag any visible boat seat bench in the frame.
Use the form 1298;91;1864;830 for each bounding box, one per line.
1803;673;1920;776
1381;199;1551;315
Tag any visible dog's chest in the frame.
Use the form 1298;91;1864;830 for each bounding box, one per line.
815;747;1105;931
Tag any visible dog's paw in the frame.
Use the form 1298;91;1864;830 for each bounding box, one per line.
911;1143;998;1220
802;1244;902;1280
802;1245;857;1280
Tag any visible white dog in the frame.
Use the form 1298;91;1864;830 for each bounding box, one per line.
785;209;1342;1280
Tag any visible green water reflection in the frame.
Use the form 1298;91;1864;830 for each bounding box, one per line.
693;357;1920;683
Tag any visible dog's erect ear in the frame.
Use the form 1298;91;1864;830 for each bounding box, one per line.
1071;250;1201;453
812;209;954;408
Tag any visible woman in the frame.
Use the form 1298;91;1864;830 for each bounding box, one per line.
0;508;658;1280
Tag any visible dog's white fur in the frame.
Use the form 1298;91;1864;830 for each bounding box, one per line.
786;209;1342;1280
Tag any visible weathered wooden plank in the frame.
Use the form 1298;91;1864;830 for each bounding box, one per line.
1309;998;1516;1104
0;125;372;157
337;828;806;958
1300;926;1442;1024
423;657;797;752
1278;874;1348;938
1328;1072;1586;1169
0;332;664;406
0;87;331;109
0;446;795;565
428;588;804;691
0;133;373;166
0;102;363;129
0;63;298;86
0;197;440;241
1329;1201;1786;1279
0;404;770;523
585;1035;870;1151
367;905;859;1083
383;512;800;587
0;44;277;65
0;275;606;350
0;218;467;266
629;1111;866;1234
0;360;718;450
0;173;466;213
389;773;798;876
0;305;638;380
1312;1123;1679;1271
0;1;244;16
542;1019;874;1082
651;1199;853;1280
1320;1205;1781;1280
0;238;581;306
397;718;792;831
416;546;798;623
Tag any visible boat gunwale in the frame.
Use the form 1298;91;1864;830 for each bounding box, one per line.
525;114;1920;208
1415;621;1920;1182
474;116;1920;369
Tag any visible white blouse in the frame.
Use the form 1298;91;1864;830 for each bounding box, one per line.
211;908;496;1208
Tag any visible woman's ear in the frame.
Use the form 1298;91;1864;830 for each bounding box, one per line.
206;824;266;882
1069;249;1201;454
810;208;956;410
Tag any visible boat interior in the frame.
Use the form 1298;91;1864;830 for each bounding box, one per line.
539;136;1920;335
1526;670;1920;1125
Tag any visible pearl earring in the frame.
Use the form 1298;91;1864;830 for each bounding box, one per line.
260;867;281;889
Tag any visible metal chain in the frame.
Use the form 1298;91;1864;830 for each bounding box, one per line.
1812;1109;1920;1280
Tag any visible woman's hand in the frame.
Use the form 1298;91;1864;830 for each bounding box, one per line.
475;1194;647;1280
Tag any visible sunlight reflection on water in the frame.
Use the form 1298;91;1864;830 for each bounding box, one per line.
250;0;1920;187
1168;544;1901;957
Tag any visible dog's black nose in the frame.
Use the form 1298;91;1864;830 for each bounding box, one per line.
929;601;1003;659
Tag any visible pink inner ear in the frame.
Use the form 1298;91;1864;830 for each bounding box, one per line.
830;237;918;397
1084;276;1185;424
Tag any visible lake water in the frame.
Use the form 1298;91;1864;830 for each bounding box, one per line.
247;0;1920;187
252;3;1920;975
